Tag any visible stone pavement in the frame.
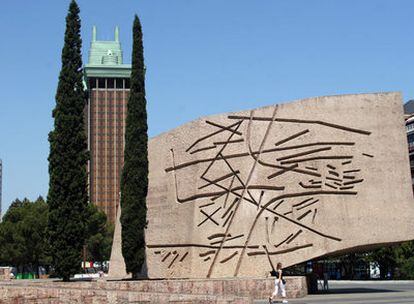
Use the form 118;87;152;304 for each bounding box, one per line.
255;281;414;304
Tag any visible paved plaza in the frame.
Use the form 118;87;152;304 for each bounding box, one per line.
255;281;414;304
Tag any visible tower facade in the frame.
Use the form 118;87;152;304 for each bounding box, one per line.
84;27;131;223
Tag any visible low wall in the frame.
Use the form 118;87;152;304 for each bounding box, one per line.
0;268;11;281
0;276;306;303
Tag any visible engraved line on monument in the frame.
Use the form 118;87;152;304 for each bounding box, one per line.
276;147;332;161
162;111;373;278
312;209;318;224
148;192;359;257
267;164;321;179
148;244;262;249
362;153;374;158
220;251;239;264
223;175;236;209
296;199;319;211
227;115;371;135
247;244;314;256
274;129;310;146
328;170;339;177
208;233;231;240
214;138;244;145
258;190;265;210
198;207;222;227
168;252;180;268
297;210;312;221
244;124;354;178
292;197;316;208
280;155;353;165
310;180;322;185
199;250;216;257
234;107;332;276
221;198;240;219
204;154;260;207
275;233;294;248
286;230;303;244
299;182;322;189
185;120;242;153
179;252;189;262
326;176;342;182
210;234;244;245
244;191;357;237
165;142;356;173
231;190;357;275
198;171;240;190
222;211;234;228
273;200;285;210
155;191;358;249
325;183;338;189
205;120;243;136
199;121;244;179
216;107;280;277
263;245;276;270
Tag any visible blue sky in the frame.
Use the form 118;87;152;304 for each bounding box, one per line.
0;0;413;214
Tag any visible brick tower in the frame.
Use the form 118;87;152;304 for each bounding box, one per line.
84;26;131;223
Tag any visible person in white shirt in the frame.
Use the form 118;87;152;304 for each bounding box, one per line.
269;262;288;303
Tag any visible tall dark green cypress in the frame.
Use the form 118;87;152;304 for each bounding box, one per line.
120;15;148;278
47;0;88;282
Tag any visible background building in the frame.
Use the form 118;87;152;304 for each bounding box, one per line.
84;26;131;223
0;159;2;220
404;100;414;194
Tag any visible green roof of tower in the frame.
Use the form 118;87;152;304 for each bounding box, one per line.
84;26;131;79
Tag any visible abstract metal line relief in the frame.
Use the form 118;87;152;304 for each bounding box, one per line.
109;93;414;279
151;106;371;277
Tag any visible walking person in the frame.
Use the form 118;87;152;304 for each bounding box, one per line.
269;262;288;303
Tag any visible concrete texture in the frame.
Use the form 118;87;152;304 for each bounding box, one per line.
110;92;414;279
108;208;129;278
0;277;305;303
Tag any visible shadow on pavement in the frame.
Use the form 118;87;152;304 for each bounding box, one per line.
317;287;400;295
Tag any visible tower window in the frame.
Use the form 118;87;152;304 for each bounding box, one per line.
107;78;115;89
115;78;123;89
98;78;105;89
89;78;97;89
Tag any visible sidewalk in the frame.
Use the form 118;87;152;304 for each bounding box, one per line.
255;280;414;304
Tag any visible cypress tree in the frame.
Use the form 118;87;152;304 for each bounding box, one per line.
47;0;88;282
120;15;148;278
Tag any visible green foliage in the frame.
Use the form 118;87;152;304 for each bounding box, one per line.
47;0;88;281
85;204;114;263
0;199;113;276
394;241;414;279
365;246;397;279
120;15;148;278
0;197;51;274
361;242;414;279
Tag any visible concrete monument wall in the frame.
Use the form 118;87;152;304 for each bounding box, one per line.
110;92;414;279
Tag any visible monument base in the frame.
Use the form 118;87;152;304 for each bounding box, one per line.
0;276;306;303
